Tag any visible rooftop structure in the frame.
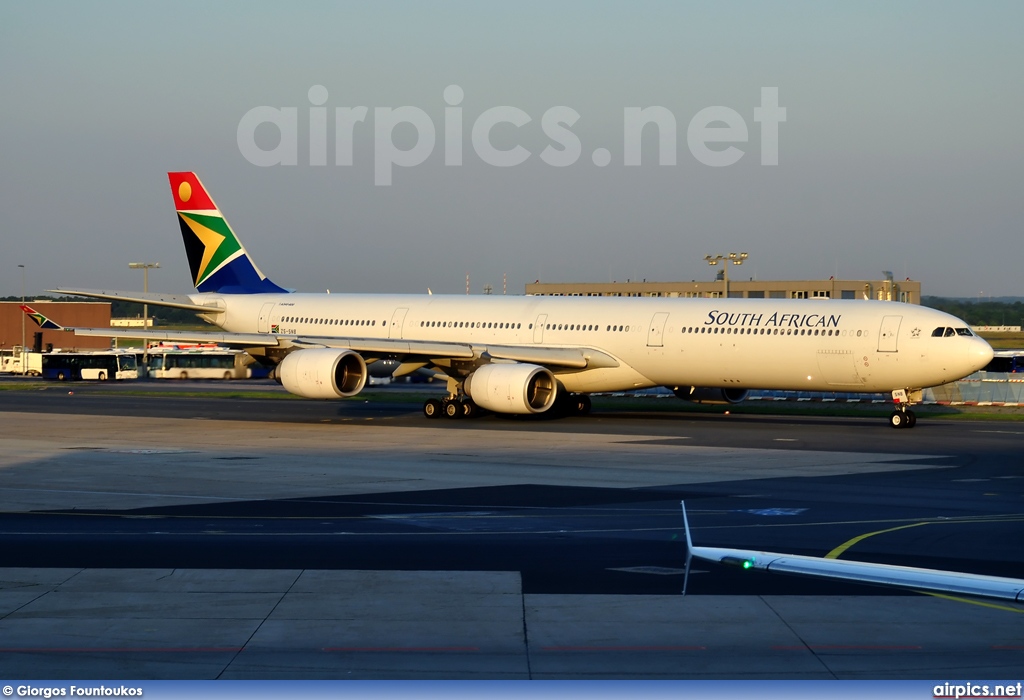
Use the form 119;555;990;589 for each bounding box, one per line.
525;276;920;304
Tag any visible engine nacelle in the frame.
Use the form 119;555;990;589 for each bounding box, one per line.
672;387;749;405
465;363;558;414
278;348;367;399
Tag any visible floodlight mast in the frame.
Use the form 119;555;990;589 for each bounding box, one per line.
128;262;160;363
703;253;748;297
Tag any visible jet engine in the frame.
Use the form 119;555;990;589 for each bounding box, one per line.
278;348;367;399
672;387;749;404
464;363;558;414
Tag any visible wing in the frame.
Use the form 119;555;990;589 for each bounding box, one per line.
681;502;1024;604
68;327;621;370
295;336;619;369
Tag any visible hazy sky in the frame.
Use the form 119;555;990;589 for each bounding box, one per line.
2;1;1022;298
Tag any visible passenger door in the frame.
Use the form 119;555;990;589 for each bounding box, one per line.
257;303;276;333
878;315;902;352
647;312;669;347
533;314;547;343
389;308;409;339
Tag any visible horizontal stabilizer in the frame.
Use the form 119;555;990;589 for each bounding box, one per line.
72;327;276;347
49;288;224;314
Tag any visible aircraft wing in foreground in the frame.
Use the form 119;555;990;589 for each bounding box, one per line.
681;502;1024;604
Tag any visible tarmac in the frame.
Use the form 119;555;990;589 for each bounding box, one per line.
0;405;1021;679
3;567;1022;679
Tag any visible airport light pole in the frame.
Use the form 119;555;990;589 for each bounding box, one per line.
129;262;159;368
18;264;25;375
704;253;748;298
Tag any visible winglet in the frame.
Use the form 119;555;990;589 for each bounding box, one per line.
681;501;693;596
20;305;66;331
681;500;694;552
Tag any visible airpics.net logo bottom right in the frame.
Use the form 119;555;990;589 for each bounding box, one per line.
934;682;1024;699
236;86;786;185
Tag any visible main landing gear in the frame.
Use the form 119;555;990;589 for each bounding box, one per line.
557;392;592;416
423;396;478;420
888;388;918;429
422;392;592;420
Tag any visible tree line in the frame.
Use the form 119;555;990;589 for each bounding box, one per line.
921;297;1024;327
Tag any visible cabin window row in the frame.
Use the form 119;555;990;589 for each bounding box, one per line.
544;323;611;332
420;321;522;329
682;326;857;337
543;324;632;332
282;316;377;326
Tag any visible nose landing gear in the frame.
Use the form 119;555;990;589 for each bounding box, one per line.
889;389;919;429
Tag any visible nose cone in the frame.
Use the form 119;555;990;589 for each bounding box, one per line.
969;338;994;372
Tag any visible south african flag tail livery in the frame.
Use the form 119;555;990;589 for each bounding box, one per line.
21;305;65;330
169;172;287;294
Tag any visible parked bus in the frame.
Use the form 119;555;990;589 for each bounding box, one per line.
146;348;252;379
40;351;138;381
984;351;1024;373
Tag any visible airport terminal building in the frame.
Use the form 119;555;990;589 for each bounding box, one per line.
525;276;921;303
0;301;111;351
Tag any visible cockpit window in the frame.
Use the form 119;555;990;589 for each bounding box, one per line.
934;326;974;338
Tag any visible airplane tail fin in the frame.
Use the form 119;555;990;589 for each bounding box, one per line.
20;305;66;331
168;172;288;294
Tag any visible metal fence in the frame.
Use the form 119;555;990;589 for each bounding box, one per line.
608;372;1024;406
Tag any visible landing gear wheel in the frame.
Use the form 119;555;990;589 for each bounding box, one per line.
461;401;478;418
889;410;906;429
573;395;592;416
443;400;462;419
423;398;442;419
889;409;918;429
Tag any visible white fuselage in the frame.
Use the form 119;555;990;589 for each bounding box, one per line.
191;293;993;394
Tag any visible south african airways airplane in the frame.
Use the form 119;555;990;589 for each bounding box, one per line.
54;172;993;428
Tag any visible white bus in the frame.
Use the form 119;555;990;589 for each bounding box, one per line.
146;349;252;380
39;351;138;381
